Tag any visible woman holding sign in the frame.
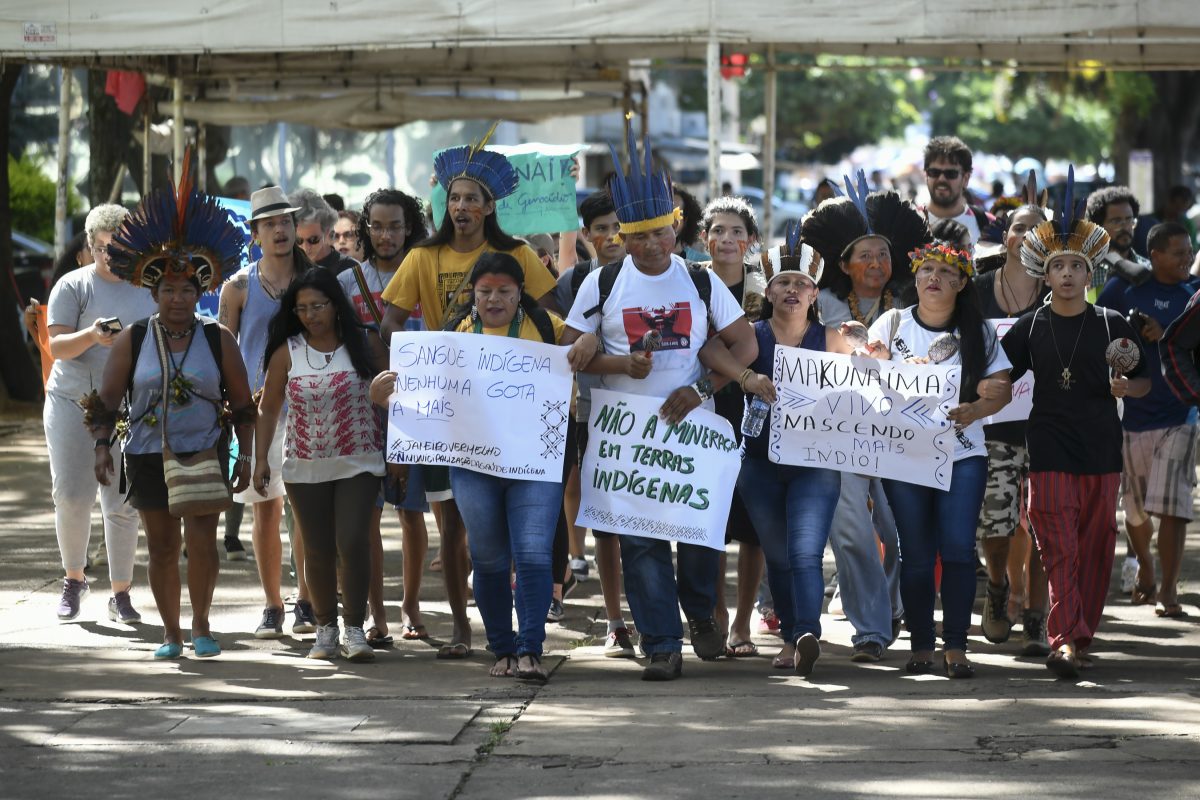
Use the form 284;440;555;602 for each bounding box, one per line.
443;252;568;683
255;268;388;662
864;240;1012;678
729;238;866;677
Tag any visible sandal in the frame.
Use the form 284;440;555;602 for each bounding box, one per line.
514;654;549;684
1155;602;1187;619
400;624;429;640
725;639;759;658
1131;582;1157;606
490;655;516;678
436;642;473;660
366;626;393;648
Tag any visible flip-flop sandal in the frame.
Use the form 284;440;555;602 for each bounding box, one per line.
515;655;549;684
771;654;794;670
1155;602;1188;618
436;642;473;660
725;639;759;657
401;624;429;640
1131;582;1157;605
366;626;394;648
490;655;516;678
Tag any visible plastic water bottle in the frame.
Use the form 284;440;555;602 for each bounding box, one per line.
741;396;770;437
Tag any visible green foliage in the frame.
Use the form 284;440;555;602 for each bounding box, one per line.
924;70;1115;162
740;56;923;163
8;154;78;242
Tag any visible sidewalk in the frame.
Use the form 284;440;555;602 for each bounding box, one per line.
1;418;1198;799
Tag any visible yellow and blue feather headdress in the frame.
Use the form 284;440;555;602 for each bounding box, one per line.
433;122;519;202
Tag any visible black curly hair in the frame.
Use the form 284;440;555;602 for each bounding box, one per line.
1085;186;1140;225
357;188;429;263
672;186;703;251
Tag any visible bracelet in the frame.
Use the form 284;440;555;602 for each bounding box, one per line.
738;368;755;390
94;438;111;449
235;453;252;466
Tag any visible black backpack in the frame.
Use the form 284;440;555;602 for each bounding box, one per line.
579;259;714;328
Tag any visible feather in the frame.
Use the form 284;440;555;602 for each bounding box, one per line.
606;114;674;227
1061;164;1075;237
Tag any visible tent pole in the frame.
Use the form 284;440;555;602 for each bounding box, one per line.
142;100;151;197
706;0;720;203
763;44;777;245
172;77;183;184
198;123;207;192
54;67;70;260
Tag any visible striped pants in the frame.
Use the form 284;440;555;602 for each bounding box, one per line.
1026;471;1120;651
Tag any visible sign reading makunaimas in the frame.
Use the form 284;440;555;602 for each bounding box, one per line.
430;142;581;236
385;332;572;482
770;347;960;490
577;389;741;551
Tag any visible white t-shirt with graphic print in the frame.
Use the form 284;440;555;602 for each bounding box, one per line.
565;254;745;402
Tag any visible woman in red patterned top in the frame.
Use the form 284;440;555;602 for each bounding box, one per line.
254;268;389;662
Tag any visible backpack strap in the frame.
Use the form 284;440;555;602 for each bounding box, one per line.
200;318;226;397
582;260;624;318
684;260;715;329
529;307;558;345
127;319;150;397
570;257;598;299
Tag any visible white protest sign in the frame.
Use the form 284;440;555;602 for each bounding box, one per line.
984;317;1033;425
385;332;572;482
578;389;740;551
770;347;960;490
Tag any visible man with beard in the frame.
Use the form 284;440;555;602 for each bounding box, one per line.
379;129;559;659
218;186;315;638
1086;186;1149;301
922;136;990;245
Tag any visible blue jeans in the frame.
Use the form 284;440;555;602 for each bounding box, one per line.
882;456;988;652
616;535;720;655
738;457;841;643
828;473;903;648
449;468;562;657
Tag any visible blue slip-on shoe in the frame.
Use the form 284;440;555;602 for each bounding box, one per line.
192;636;221;658
154;642;183;660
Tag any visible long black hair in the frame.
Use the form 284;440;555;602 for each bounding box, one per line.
357;188;429;263
673;186;703;250
264;267;375;380
443;251;540;332
416;180;523;252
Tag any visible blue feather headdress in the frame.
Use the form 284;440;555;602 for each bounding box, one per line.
606;114;680;233
433;122;519;202
107;153;244;292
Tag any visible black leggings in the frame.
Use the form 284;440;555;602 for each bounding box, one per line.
286;473;380;627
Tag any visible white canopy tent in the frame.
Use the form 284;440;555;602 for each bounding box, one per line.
5;0;1200;229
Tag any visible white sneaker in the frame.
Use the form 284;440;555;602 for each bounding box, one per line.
342;625;376;662
1120;556;1139;594
827;585;844;618
308;623;339;660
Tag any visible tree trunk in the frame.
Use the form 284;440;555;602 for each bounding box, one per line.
0;63;44;403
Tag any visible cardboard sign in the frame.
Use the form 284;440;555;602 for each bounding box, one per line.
770;347;960;490
984;317;1033;425
385;331;573;482
577;389;741;551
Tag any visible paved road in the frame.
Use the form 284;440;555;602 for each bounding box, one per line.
1;420;1197;798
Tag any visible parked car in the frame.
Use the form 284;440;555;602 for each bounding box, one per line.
11;231;55;304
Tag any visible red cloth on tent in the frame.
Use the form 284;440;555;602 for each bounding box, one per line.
104;71;145;115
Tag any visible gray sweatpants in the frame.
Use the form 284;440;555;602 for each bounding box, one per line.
44;392;140;582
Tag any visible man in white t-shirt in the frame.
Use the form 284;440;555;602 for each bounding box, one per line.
561;124;756;680
922;135;990;245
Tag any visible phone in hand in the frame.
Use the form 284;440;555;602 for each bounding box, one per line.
98;317;123;334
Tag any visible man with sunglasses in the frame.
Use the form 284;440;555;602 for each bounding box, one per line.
288;188;357;276
922;136;991;245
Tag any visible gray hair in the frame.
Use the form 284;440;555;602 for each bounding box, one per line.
84;204;130;249
287;188;337;232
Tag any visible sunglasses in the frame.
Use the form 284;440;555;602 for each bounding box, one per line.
925;168;962;180
300;235;325;246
